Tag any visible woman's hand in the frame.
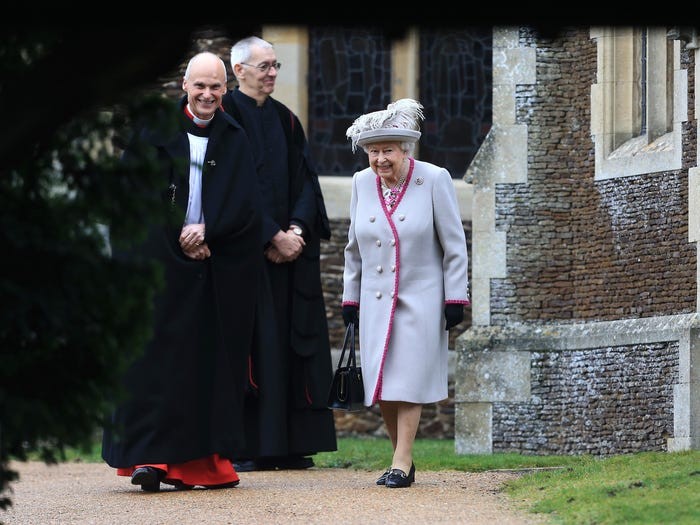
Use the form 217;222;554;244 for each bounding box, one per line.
444;304;464;330
342;305;359;327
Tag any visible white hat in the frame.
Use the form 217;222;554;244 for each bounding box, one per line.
346;99;425;152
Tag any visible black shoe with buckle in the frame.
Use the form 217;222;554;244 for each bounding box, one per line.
377;462;415;485
376;468;391;485
131;466;164;492
385;463;415;488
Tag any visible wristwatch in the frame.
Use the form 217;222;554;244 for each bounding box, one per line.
291;225;303;237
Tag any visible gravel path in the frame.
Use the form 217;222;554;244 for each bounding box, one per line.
2;461;550;524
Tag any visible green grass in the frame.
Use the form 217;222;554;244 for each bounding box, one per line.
314;436;583;472
503;449;700;524
316;439;700;524
19;437;700;524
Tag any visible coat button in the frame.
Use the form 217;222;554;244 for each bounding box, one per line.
369;216;376;222
376;266;383;273
390;239;396;246
376;239;382;246
391;265;396;272
390;291;395;298
398;214;405;221
375;291;382;299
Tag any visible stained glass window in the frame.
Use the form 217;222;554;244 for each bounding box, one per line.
307;27;492;178
419;27;492;179
308;27;391;175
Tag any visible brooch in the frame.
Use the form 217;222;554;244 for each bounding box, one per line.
415;177;424;185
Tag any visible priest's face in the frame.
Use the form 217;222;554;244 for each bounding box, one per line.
182;54;227;120
236;45;278;102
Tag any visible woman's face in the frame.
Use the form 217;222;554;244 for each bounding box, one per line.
366;141;407;183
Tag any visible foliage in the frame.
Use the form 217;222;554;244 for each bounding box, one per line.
0;27;187;510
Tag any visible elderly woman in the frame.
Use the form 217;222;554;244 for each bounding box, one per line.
342;99;470;488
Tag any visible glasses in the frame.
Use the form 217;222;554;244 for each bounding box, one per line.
240;61;282;73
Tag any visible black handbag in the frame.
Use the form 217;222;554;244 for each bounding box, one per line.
327;322;365;411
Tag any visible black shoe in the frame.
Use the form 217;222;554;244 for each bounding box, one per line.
385;463;415;488
205;480;240;489
232;460;257;472
131;466;163;492
256;455;314;470
376;468;391;485
169;480;195;491
378;462;413;486
278;455;314;470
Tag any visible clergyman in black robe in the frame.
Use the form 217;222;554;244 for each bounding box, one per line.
222;36;337;470
102;52;263;491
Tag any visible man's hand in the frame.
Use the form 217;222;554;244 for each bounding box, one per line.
180;223;206;251
183;243;211;260
269;229;305;262
265;246;293;264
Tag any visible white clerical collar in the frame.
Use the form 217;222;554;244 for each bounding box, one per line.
186;104;214;127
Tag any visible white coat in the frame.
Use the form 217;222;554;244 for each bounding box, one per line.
342;158;470;405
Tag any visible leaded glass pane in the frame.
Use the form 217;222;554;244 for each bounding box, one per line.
308;27;391;175
419;28;492;179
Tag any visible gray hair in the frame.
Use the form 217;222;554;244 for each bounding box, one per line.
362;141;416;155
230;36;274;69
184;52;227;83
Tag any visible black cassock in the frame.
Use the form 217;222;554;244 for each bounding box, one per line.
222;89;337;460
102;100;263;467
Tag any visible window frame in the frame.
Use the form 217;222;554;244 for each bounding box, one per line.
591;27;685;180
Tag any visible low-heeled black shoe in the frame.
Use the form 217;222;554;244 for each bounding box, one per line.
377;462;414;485
375;468;391;485
131;466;163;492
385;463;416;488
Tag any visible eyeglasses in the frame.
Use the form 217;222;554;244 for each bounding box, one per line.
240;62;282;73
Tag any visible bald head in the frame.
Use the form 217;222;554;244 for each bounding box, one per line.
182;52;227;121
184;52;227;83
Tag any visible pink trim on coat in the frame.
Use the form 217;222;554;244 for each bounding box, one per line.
371;158;414;403
446;299;471;306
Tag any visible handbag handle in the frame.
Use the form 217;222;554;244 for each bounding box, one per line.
337;322;357;368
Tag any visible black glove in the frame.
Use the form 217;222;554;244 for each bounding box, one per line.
342;305;358;327
444;304;464;330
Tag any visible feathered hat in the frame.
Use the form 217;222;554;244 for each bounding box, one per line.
346;98;425;152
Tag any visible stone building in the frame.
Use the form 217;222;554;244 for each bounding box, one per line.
458;26;699;455
177;25;699;454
